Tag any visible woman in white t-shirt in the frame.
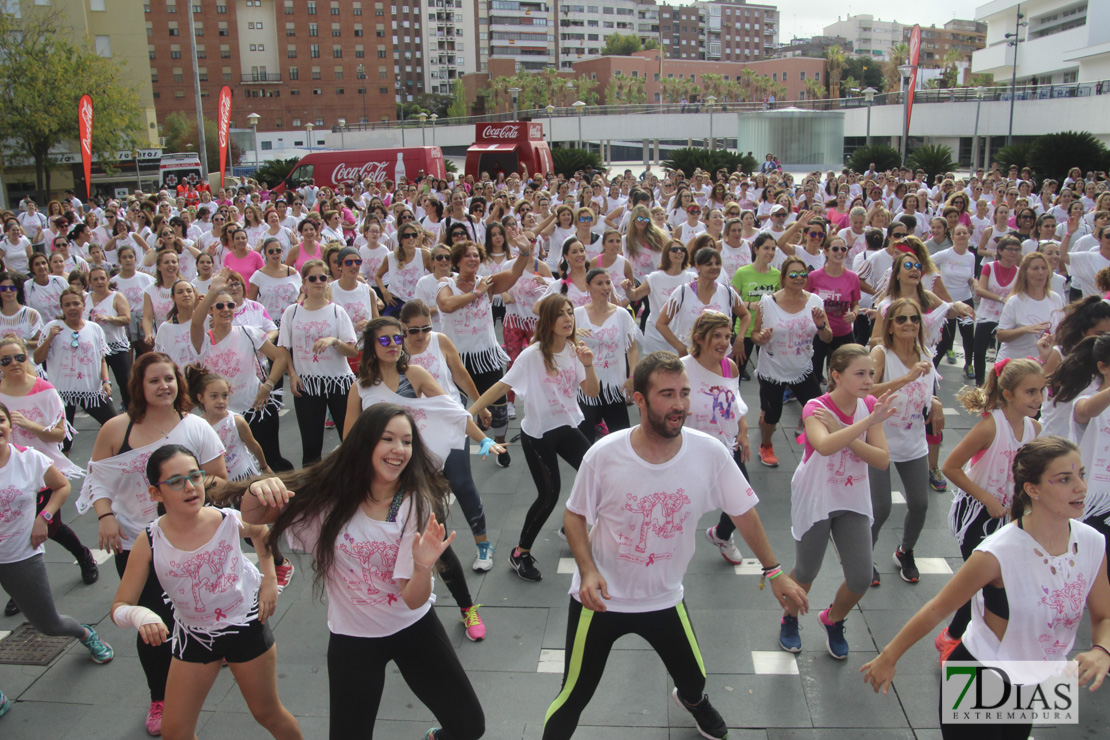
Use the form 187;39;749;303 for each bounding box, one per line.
85;266;133;407
154;280;201;372
277;262;358;466
247;237;302;328
468;294;599;583
141;250;181;347
1;218;32;275
412;244;452;333
656;244;748;358
931;225;977;378
0;271;44;354
238;404;485;740
22;252;68;324
622;239;696;354
996;252;1064;363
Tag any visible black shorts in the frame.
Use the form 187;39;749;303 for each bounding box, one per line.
174;616;275;665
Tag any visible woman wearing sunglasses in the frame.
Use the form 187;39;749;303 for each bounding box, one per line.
775;212;828;273
656;242;749;359
622;238;696;354
972;235;1022;384
375;224;431;316
995;252;1064;365
750;255;832;468
85;265;133;408
257;207;296;259
248;237;302;329
355;219;391;284
413;244;454;333
0;270;44;356
34;288;117;451
277;261;357;465
805;236;861;384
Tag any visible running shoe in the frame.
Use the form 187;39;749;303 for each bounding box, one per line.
946;350;957;365
557;527;568;543
507;403;516;420
758;443;779;468
324;417;335;430
871;564;881;588
496;449;511;468
963;364;975;380
778;614;802;653
275;559;295;592
893;547;920;583
146;701;164;736
0;689;10;719
594;421;610;437
77;547;99;585
935;627;961;664
424;730;441;740
672;688;729;740
929;466;948;492
4;597;18;617
461;605;486;642
79;625;114;664
472;542;495;572
782;388;795;404
819;607;849;660
704;525;743;565
509;548;541;581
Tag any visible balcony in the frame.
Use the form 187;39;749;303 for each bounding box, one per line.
241;72;282;83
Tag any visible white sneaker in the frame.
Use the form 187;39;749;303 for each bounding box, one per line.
472;542;495;572
704;526;743;565
507;403;516;420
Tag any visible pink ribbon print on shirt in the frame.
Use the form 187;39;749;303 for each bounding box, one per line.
337;534;401;606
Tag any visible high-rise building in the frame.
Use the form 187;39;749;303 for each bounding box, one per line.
822;13;905;61
902;19;986;68
485;0;554;72
557;0;639;68
701;0;778;63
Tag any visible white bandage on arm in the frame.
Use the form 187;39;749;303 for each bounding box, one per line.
112;604;165;631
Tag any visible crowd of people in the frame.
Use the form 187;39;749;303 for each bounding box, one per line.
0;158;1109;740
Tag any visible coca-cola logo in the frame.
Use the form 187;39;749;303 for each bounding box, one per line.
331;160;389;184
79;98;93;157
529;123;543;140
218;92;231;148
480;124;520;141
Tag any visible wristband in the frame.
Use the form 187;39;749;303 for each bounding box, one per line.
414;559;436;570
263;379;276;389
1092;644;1110;659
479;437;495;456
98;512;116;520
112;604;165;631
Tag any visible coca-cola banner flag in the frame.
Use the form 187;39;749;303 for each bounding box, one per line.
217;85;232;187
78;95;93;199
906;25;922;144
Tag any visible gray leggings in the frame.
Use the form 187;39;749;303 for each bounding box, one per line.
793;510;873;595
868;455;930;552
0;554;86;640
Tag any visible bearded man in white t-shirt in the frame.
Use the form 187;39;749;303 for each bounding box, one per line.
543;352;807;740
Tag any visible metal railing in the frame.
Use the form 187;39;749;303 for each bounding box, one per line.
241;73;283;83
332;80;1110;134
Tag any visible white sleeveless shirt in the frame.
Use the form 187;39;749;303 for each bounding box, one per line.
682;355;746;452
212;410;261;481
878;346;934;463
407;332;461;404
84;291;130;354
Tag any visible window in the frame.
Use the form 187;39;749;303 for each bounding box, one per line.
148;44;156;59
332;23;341;36
166;3;176;12
222;69;232;82
286;22;295;36
90;0;105;10
218;21;228;36
168;21;179;35
220;44;230;57
292;118;301;126
194;22;203;36
781;72;787;81
800;71;806;80
172;67;183;82
197;67;208;81
287;44;297;57
334;65;343;79
309;23;318;36
150;69;158;82
196;44;205;58
262;141;273;151
289;66;299;79
248;21;255;29
216;3;226;10
311;44;320;56
307;0;316;13
355;44;365;58
354;1;363;14
330;1;339;13
170;44;181;58
377;48;386;58
311;66;321;79
313;88;323;95
284;1;293;13
333;45;342;57
175;90;186;98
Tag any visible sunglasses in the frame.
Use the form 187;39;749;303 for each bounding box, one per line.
213;301;237;310
432;253;451;262
376;334;405;347
669;246;687;253
578;216;593;223
635;216;649;223
156;470;207;491
786;271;809;279
0;353;27;366
70;330;80;348
890;232;907;240
342;259;363;267
406;325;434;335
266;248;283;255
829;245;848;253
901;261;923;271
0;285;17;292
892;314;922;325
807;231;825;239
305;274;329;283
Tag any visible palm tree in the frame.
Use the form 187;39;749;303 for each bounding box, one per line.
804;78;826;104
883;42;910;93
740;69;758;101
825;44;845;100
941;47;963;88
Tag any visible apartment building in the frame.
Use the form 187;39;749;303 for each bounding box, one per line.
823;14;905;61
972;0;1107;84
902;19;986;67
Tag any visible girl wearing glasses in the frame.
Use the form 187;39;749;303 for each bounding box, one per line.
805;235;861;383
257;207;296;259
34;288;117;450
750;255;832;468
85;266;133;408
375;224;430;316
775;212;828;273
278;261;357;465
656;243;749;359
330;246;379;339
110;444;300;740
536;205;576;272
413;244;454;333
356;220;391;285
248;237;302;328
540;236;592;309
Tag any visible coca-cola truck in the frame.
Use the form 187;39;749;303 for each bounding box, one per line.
271;146;445;194
464;123;553;182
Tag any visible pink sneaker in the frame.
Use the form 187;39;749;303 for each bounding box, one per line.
461;604;486;642
145;700;164;736
275;559;295;592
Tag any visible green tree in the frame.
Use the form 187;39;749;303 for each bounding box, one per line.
883;43;910;93
162;113;244;172
804;79;826;102
447;79;468;118
0;10;144;201
601;33;642;56
825;45;846;100
842;57;884;92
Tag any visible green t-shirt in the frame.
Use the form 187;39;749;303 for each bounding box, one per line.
731;264;780;337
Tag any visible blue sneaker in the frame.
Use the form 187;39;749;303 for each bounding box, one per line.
472;542;495;572
782;388;796;404
79;625;114;664
779;614;801;653
0;689;10;718
819;608;849;659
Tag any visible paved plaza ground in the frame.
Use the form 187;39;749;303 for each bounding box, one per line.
1;348;1108;739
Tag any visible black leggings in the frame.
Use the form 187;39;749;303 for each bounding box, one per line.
62;397;118;452
712;456;751;539
114;549;174;703
436;545;473;612
939;642;1032;740
542;598;706;740
949;498;1005;639
245;405;294;471
469;365;507;438
326;611;484;740
972;321;998;387
34;487;87;561
757;371;822;426
519;425;590;550
811;333;855;381
292;386;348;466
935;300;975;369
106;351;133;411
578;400;631;444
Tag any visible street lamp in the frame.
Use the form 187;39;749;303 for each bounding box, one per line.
247;112;261;165
572;100;586;150
305;122;314;153
337;117;346;150
566;80;575;108
546;104;555;146
705;95;717;150
897;63;914;165
133;149;142;193
418;112;427;146
357;64;368;125
862;87;877;147
971;86;985;171
508;86;521;120
429;114;438;146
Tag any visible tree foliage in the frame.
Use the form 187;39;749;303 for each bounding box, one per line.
1028;132;1109;183
908;143;955;181
551;147;603;179
447;79;468;119
841;57;884;93
825;45;845;99
662;148;758;177
993;141;1035;173
0;10;144;201
604;72;647;105
601;33;643;56
883;43;910;93
162;113;243;171
485;72;599;113
849;144;902;174
252;157;301;187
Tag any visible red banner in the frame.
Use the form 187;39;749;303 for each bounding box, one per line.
217;85;232;187
906;25;922;143
78;95;93;199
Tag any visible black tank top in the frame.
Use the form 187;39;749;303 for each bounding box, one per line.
117;412;183;455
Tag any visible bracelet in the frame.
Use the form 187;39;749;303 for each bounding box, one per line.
1092;644;1110;659
413;559;436;570
263;379;276;390
761;562;780;574
98;512;115;520
582;364;593;368
101;379;111;385
478;437;495;456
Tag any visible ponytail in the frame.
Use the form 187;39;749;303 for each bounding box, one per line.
957;357;1043;414
1011;436;1080;520
1048;334;1110;405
